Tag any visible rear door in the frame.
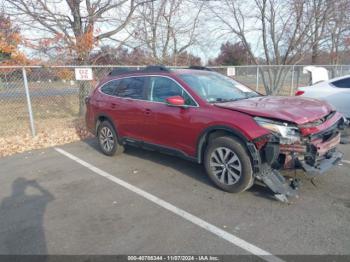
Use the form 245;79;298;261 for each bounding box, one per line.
329;77;350;118
300;78;350;118
93;79;121;128
110;76;149;140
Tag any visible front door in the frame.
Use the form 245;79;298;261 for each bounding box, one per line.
142;76;200;156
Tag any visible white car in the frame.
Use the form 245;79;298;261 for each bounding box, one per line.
296;75;350;119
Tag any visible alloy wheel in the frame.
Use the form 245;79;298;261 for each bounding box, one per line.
209;147;242;185
99;126;115;152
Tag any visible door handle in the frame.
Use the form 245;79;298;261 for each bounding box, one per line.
111;103;117;109
144;108;151;115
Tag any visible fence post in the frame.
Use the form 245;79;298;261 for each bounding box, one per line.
290;65;295;96
22;67;36;137
256;66;259;91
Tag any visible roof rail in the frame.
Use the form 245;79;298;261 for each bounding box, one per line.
109;65;171;76
144;65;170;72
109;68;133;76
188;66;213;71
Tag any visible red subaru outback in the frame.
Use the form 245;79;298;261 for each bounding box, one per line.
86;66;346;202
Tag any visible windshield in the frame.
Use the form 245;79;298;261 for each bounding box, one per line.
179;72;259;103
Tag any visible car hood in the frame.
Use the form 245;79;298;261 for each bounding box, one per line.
215;96;333;125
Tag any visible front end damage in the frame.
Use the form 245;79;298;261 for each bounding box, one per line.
250;112;346;203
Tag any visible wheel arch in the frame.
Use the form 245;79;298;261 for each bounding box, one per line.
95;114;119;137
196;125;250;164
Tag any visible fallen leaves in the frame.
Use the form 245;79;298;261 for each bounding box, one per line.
0;118;93;157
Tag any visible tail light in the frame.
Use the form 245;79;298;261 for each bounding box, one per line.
295;90;304;96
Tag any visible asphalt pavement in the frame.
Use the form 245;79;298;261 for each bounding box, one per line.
0;139;349;258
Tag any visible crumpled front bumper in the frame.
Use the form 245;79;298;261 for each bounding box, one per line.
298;132;343;176
299;150;343;176
250;114;345;203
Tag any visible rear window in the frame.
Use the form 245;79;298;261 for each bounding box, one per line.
331;77;350;88
115;77;147;100
100;80;120;95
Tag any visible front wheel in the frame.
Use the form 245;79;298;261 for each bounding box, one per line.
204;136;254;193
97;121;124;156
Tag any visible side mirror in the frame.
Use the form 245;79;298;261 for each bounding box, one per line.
165;96;186;107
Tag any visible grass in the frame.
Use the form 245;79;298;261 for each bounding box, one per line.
0;81;92;157
0;94;79;137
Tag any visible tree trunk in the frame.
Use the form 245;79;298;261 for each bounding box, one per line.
78;80;91;116
260;67;290;95
311;42;319;64
76;53;92;116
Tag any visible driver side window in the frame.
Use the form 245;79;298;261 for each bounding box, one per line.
149;76;196;106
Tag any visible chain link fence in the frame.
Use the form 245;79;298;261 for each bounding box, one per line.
210;65;350;95
0;64;349;140
0;66;118;138
0;67;30;137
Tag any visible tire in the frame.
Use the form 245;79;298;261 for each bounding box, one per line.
204;136;254;193
97;121;124;156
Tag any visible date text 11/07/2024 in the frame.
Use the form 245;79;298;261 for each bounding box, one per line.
127;255;220;261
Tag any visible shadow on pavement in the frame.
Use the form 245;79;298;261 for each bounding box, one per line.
247;184;276;201
83;138;274;200
0;178;54;255
83;138;213;187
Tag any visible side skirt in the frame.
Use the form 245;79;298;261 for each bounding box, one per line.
121;137;198;163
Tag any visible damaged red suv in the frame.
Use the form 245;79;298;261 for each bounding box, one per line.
86;66;347;202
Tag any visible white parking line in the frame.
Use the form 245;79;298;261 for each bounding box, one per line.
54;147;284;262
342;160;350;165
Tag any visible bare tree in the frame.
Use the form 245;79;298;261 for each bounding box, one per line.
205;0;314;94
5;0;151;114
326;0;350;65
304;0;331;64
132;0;203;65
302;0;350;65
264;0;350;66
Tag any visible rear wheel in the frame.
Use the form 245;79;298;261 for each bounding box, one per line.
97;121;124;156
204;136;254;193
